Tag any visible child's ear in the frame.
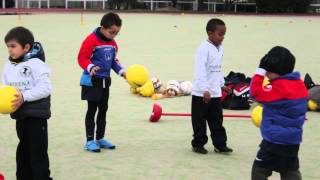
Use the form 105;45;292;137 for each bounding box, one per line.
23;44;31;52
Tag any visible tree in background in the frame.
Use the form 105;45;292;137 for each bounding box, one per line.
224;0;237;11
108;0;123;10
0;0;15;8
172;0;177;8
123;0;137;9
291;0;312;13
197;0;205;11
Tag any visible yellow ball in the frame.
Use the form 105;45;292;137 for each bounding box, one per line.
136;79;155;97
0;85;18;114
263;78;270;87
308;100;318;111
126;64;149;88
251;105;263;128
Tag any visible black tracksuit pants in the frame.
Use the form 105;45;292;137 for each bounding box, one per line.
82;77;110;142
191;95;227;148
16;118;52;180
251;165;301;180
85;100;109;141
251;140;301;180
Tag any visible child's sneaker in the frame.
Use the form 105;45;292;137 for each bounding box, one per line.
214;146;233;154
84;140;100;152
192;147;208;154
96;139;116;149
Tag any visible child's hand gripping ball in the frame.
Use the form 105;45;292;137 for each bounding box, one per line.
308;99;318;111
0;85;20;114
251;105;263;128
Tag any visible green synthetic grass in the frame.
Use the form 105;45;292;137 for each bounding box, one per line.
0;13;320;180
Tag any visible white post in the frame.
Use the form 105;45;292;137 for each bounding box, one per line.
102;0;105;9
65;0;68;9
38;0;41;8
2;0;5;8
84;0;86;9
151;0;153;11
16;0;18;8
207;0;211;11
27;0;30;8
234;3;237;13
193;0;197;11
48;0;50;8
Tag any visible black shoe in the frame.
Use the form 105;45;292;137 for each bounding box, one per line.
214;146;233;154
192;147;208;154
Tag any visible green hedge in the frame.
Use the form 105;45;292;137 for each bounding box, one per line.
256;0;311;13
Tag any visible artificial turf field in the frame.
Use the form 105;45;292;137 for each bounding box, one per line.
0;12;320;179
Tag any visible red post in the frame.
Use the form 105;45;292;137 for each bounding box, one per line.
0;172;5;180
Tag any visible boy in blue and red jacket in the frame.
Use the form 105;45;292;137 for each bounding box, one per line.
250;46;308;180
78;13;126;153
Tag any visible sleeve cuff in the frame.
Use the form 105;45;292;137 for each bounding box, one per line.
255;68;266;76
87;64;94;73
22;92;29;102
220;81;225;87
118;69;125;76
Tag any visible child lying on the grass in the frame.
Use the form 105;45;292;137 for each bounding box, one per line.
129;77;192;99
152;79;192;100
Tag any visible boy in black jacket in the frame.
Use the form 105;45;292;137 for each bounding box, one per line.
1;27;52;180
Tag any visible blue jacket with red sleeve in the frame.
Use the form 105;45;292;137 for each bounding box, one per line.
78;28;124;86
250;68;309;145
